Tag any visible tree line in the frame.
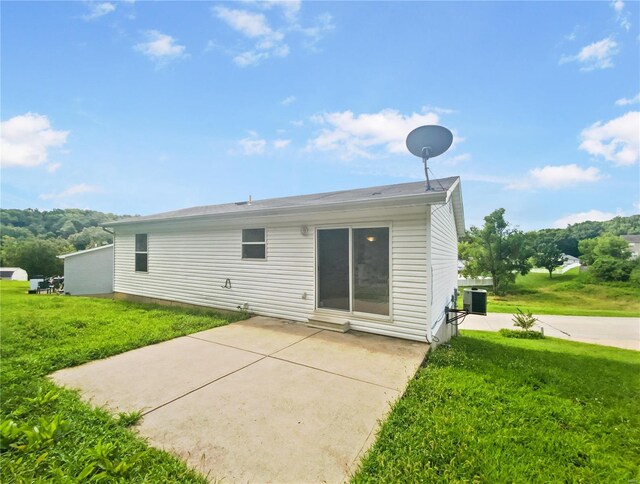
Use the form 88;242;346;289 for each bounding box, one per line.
0;208;130;277
1;207;638;283
460;209;639;294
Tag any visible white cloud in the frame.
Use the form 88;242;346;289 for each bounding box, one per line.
579;111;639;165
611;0;625;13
281;95;296;106
46;162;62;173
611;0;631;30
213;3;332;66
214;7;273;37
553;209;620;228
238;136;267;155
0;113;69;169
134;30;187;66
40;183;100;200
307;108;443;159
615;93;640;106
83;2;116;20
273;139;291;149
214;6;289;67
507;164;602;190
560;37;619;71
296;12;334;49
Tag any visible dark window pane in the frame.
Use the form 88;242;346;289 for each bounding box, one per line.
135;253;148;272
242;228;265;243
135;234;148;252
242;244;265;259
317;229;350;311
353;228;389;315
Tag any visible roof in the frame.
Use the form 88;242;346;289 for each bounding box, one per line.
0;267;25;272
57;244;114;260
104;176;465;235
621;235;640;243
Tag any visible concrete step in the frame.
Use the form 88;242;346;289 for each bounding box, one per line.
307;315;350;333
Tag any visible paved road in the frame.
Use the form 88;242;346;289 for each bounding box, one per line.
462;313;640;351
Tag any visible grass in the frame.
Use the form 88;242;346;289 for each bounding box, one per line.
459;267;640;317
353;330;640;483
0;280;247;482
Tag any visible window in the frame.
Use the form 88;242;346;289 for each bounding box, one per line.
242;228;265;259
135;234;148;272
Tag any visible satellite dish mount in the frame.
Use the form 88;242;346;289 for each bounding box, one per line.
406;125;453;191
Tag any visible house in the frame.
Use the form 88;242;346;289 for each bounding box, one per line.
0;267;28;281
621;235;640;259
58;245;114;295
103;177;465;345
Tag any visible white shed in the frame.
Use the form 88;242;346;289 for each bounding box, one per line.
0;267;28;281
58;245;114;295
104;177;465;345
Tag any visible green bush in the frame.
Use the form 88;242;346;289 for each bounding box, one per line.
590;256;635;282
499;328;545;339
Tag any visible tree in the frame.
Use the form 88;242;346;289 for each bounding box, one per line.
578;238;599;266
578;235;635;282
533;236;566;278
459;208;532;295
0;237;74;277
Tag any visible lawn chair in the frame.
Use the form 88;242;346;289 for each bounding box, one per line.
37;280;52;294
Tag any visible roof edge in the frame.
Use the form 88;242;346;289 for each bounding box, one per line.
103;188;452;228
57;244;114;259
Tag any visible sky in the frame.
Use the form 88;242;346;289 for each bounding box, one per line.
1;0;639;231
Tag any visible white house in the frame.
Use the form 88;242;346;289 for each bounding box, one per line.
58;245;114;295
103;177;465;344
0;267;28;281
621;235;640;259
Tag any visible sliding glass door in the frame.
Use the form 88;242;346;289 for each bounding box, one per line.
316;227;390;316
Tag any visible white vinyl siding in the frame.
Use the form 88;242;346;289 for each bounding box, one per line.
113;205;430;341
63;245;114;295
429;200;459;334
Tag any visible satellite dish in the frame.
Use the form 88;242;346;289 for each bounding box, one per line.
406;125;453;191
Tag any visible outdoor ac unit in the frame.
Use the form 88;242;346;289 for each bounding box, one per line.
463;288;487;316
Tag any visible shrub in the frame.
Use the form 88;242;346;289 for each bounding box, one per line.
590;256;635;282
499;328;545;339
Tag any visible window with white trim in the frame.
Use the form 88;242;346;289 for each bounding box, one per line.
242;228;266;259
135;234;148;272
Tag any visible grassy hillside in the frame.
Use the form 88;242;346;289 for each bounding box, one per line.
459;268;640;317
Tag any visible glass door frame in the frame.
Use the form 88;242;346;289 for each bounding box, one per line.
314;222;393;321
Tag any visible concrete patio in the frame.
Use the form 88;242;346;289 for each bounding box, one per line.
51;316;429;483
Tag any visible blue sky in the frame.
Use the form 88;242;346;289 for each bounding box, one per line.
1;1;639;230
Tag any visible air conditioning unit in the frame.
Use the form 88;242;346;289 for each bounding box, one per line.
463;288;487;315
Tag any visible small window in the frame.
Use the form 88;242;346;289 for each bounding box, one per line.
135;234;148;272
242;228;266;259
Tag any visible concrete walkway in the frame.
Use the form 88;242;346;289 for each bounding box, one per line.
462;313;640;350
51;317;428;483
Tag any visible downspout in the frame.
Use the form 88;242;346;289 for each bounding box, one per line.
425;205;433;344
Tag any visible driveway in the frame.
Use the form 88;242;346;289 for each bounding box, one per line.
462;313;639;351
51;317;428;483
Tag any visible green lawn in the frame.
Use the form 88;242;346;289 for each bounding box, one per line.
353;330;640;483
460;268;640;317
0;281;246;482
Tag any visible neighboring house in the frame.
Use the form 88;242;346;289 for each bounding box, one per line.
0;267;28;281
103;177;465;345
58;245;114;295
621;235;640;259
